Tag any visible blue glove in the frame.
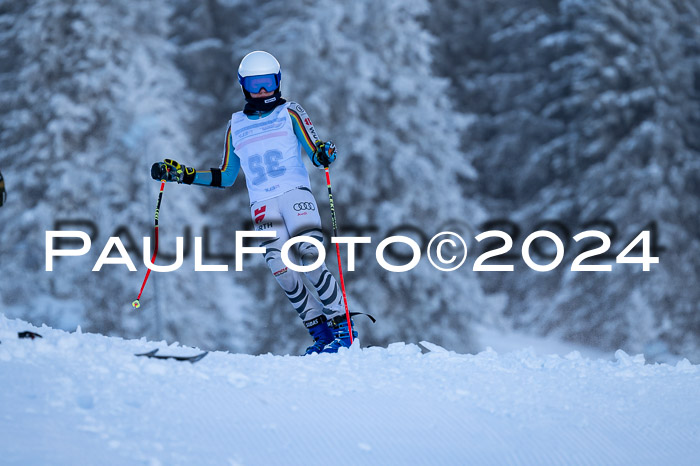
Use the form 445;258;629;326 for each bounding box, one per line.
150;159;195;184
312;141;337;167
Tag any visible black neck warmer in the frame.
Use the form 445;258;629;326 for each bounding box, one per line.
243;91;286;115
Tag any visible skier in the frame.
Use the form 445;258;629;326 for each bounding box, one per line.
0;169;5;207
151;51;355;354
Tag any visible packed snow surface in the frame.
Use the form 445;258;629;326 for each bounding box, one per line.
1;315;698;465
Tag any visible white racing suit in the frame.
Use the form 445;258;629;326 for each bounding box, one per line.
192;101;345;323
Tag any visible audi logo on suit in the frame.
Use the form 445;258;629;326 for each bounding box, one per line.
293;202;316;211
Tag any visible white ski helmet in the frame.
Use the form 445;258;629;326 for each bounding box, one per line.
237;51;282;96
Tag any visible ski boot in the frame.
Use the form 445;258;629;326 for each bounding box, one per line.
321;315;358;353
303;315;334;355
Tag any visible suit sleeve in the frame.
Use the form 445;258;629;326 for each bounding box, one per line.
192;121;240;188
287;102;323;162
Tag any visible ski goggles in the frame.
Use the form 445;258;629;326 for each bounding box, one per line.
239;73;280;93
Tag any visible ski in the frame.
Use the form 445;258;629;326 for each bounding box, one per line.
135;348;208;363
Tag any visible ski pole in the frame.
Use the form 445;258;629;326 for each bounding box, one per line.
132;173;167;309
323;165;354;344
0;169;6;207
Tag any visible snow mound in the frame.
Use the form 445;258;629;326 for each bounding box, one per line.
1;315;698;465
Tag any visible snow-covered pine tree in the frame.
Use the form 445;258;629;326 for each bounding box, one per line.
0;0;252;351
521;0;700;359
429;0;700;359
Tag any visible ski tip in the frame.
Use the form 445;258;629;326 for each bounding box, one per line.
188;352;209;363
131;299;141;309
134;348;208;363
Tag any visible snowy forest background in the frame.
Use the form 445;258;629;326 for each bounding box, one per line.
0;0;698;361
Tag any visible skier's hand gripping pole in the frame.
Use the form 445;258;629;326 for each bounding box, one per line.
151;159;195;184
312;141;337;168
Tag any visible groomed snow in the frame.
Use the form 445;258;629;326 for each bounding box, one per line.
1;314;698;465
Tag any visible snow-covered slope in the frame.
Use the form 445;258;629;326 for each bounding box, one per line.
1;315;698;466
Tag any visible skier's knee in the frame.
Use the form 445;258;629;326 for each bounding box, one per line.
298;241;322;266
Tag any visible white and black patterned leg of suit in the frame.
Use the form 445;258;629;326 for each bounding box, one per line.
280;188;345;320
251;194;324;322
